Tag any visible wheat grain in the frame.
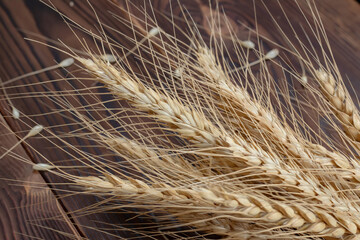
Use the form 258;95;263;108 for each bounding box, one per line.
0;124;44;160
12;106;20;119
32;163;56;171
0;58;74;87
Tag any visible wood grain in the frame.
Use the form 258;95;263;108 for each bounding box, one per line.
0;113;82;240
0;0;359;239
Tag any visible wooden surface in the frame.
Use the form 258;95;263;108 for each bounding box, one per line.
0;0;359;239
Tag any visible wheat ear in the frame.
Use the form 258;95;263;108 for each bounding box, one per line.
196;46;360;182
315;69;360;142
74;173;357;239
105;137;211;179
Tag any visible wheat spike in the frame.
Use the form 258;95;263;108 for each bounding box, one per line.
196;46;360;182
74;173;357;238
315;69;360;142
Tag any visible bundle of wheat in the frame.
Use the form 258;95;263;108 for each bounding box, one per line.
1;0;359;239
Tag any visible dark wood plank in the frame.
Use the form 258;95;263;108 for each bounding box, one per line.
0;0;359;239
0;1;157;239
0;113;82;240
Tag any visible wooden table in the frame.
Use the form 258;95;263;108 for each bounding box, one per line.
0;0;359;239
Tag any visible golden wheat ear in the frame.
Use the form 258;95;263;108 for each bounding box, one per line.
314;69;360;142
194;46;358;177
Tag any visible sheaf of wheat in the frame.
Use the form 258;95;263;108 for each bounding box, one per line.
1;1;360;239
